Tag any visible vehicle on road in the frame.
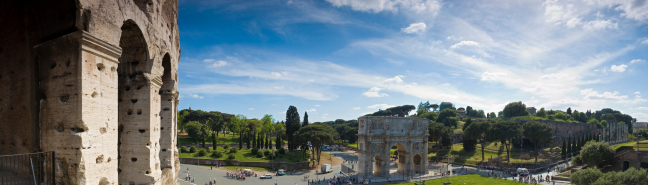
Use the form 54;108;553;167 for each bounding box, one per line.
277;169;286;176
321;164;333;173
260;174;273;179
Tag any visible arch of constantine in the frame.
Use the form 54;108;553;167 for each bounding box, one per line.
357;116;429;180
1;0;180;184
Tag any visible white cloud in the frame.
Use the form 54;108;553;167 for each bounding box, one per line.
583;19;618;30
383;76;404;84
643;39;648;45
450;41;479;49
610;64;628;72
270;71;289;79
580;89;628;102
565;18;582;28
325;0;441;14
637;107;648;110
353;107;361;110
203;59;231;68
402;22;427;34
189;94;204;99
321;113;329;119
631;59;646;64
306;108;316;113
362;87;389;97
481;72;507;81
633;113;648;122
635;92;641;95
249;108;255;110
367;104;395;109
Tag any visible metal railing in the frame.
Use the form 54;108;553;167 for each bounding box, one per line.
0;151;55;185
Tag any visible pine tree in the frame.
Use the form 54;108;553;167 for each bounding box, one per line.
562;139;567;159
303;111;309;127
275;135;281;149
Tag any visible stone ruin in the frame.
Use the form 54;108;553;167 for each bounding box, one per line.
357;116;429;179
0;0;180;184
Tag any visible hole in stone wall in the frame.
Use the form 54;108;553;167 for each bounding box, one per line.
97;63;105;71
99;177;110;185
125;86;131;91
130;61;139;68
131;158;137;162
66;60;70;67
54;122;64;133
161;127;164;130
50;63;57;69
59;94;69;102
139;129;145;133
162;149;167;152
107;157;111;163
137;109;142;115
146;142;151;146
96;155;104;164
119;124;124;132
127;110;133;115
91;92;98;98
163;108;170;111
131;99;138;103
168;99;172;101
145;169;151;174
111;67;116;72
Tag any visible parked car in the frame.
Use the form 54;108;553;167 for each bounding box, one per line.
260;174;273;179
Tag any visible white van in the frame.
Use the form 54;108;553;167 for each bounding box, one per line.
321;164;333;173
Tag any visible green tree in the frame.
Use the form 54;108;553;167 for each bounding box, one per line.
535;108;547;118
588;119;602;129
487;121;521;162
464;121;492;161
177;110;189;132
523;121;553;164
502;101;529;118
594;167;648;185
429;122;451;150
303;111;309;127
634;129;648;140
285;106;301;151
570;168;603;185
437;108;459;123
418;111;439;122
431;104;439;112
600;120;608;128
297;123;337;167
185;121;211;148
567;107;572;115
562;139;567;159
579;141;614;167
567;136;572;156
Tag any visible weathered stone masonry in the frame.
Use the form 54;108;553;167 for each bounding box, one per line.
0;0;181;184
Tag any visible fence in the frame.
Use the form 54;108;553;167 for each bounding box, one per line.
0;151;55;185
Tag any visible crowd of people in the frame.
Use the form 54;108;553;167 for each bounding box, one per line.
226;170;255;180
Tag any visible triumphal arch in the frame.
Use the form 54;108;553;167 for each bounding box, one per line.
357;116;429;179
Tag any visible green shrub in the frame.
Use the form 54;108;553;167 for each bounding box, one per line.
251;147;259;154
547;115;555;120
228;154;236;159
190;146;197;153
278;148;286;155
256;152;263;158
223;145;230;149
180;146;189;153
229;147;238;154
211;151;223;158
263;149;271;156
268;152;276;159
198;148;208;156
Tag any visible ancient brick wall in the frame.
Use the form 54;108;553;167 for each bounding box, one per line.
473;119;601;147
0;0;181;184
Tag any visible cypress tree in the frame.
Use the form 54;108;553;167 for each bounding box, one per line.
562;139;567;159
275;135;281;149
567;136;572;155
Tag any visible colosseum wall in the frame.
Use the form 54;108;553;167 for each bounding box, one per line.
0;0;181;184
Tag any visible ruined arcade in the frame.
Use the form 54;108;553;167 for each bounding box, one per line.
0;0;181;184
357;116;429;180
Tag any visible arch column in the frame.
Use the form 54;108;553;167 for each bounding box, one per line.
35;31;121;185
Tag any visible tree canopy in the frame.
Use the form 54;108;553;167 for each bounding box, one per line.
522;121;553;164
502;101;529;118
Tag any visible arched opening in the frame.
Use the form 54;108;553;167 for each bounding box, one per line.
623;161;630;171
389;144;407;178
117;20;159;184
373;156;383;177
413;154;422;174
158;53;175;170
641;162;648;169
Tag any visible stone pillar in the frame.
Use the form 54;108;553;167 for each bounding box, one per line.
35;31;121;185
159;92;177;172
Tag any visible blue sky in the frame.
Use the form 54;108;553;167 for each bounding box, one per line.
177;0;648;122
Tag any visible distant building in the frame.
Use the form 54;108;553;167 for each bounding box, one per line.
456;110;467;117
633;122;648;131
439;102;455;111
452;132;463;144
527;107;537;115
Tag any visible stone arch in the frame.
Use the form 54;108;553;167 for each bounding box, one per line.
389;143;408;176
117;19;161;184
413;154;422;174
158;53;176;170
623;161;630;171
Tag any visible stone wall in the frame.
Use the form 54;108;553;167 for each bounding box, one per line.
0;0;181;184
